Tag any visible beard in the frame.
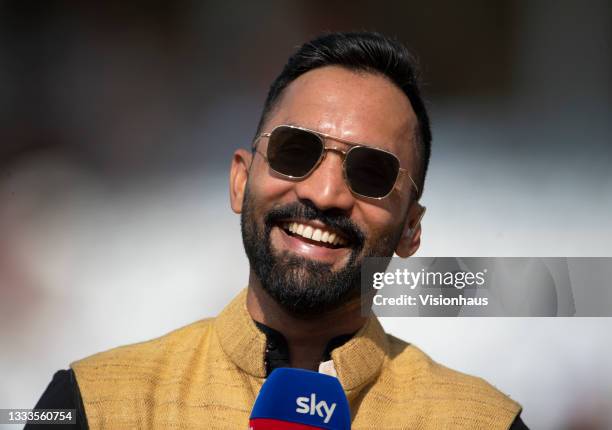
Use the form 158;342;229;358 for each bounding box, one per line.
240;183;402;316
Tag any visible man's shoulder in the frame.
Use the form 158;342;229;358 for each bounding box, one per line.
71;317;216;373
68;317;229;427
381;334;521;418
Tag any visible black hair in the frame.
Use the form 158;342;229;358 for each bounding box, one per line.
255;31;431;198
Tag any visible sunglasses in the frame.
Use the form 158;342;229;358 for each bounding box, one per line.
252;125;419;199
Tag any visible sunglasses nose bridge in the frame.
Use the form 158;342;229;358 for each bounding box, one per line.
324;143;348;158
319;146;350;178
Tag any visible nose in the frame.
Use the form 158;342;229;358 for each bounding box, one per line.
293;151;355;212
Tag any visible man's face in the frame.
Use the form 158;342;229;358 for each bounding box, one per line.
238;66;419;315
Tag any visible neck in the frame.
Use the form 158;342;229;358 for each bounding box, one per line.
246;271;368;371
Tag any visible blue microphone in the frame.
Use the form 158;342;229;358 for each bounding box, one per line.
249;368;351;429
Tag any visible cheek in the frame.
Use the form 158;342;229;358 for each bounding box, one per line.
354;200;406;248
248;161;296;206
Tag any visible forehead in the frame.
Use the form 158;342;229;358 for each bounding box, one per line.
265;66;418;164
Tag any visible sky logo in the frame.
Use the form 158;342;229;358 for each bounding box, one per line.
295;393;337;424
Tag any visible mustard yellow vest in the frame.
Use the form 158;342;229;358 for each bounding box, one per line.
72;289;521;429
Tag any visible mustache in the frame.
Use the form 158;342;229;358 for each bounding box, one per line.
264;201;366;249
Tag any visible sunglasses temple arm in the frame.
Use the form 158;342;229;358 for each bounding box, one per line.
399;168;419;195
251;137;259;152
251;132;271;151
410;176;419;193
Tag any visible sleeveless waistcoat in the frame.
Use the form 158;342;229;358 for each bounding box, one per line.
72;289;521;429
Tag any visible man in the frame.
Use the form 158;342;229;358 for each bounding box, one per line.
30;32;528;429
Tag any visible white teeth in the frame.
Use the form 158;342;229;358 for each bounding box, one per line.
302;226;314;239
282;222;346;246
321;231;330;243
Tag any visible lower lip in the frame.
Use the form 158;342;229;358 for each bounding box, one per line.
271;226;351;264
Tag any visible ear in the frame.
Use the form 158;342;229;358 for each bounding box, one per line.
395;203;426;258
229;149;253;214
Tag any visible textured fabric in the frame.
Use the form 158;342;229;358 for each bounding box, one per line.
71;289;521;429
29;370;529;429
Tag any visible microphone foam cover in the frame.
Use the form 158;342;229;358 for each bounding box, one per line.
249;368;351;430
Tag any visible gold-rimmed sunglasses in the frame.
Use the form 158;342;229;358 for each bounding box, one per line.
252;124;419;200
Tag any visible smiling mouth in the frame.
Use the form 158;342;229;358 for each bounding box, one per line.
278;221;349;249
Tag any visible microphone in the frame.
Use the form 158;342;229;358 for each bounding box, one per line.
249;367;351;429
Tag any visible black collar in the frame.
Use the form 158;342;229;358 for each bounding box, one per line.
254;321;355;376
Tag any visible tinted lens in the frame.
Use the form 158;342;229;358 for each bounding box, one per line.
345;146;400;198
267;127;323;177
